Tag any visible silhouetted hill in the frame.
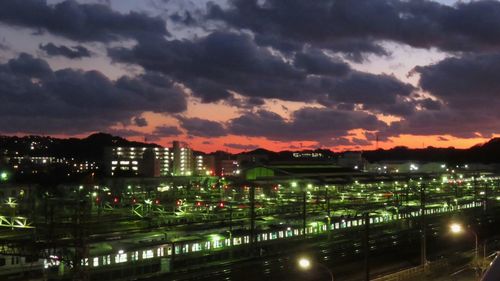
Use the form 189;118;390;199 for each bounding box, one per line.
363;138;500;164
0;133;157;162
1;134;499;164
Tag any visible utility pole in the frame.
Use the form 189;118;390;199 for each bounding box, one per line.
250;185;256;255
302;188;307;236
420;183;427;267
326;186;332;240
363;212;370;281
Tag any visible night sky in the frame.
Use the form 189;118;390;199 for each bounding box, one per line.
0;0;499;152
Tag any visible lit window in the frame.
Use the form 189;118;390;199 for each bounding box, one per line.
142;250;154;259
115;252;127;263
157;247;164;257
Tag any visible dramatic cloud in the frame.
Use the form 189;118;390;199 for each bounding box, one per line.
323;72;416;116
152;125;183;137
132;116;148;127
0;53;186;134
178;117;227;137
384;52;500;138
209;0;500;57
415;52;500;113
39;43;91;59
0;0;168;42
109;31;324;103
224;143;259;150
293;50;350;76
228;107;386;142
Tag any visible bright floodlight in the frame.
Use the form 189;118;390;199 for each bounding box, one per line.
450;223;463;234
298;257;311;270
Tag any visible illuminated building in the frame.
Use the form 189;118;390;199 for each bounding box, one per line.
105;146;170;177
194;154;216;176
220;159;240;176
172;141;193;176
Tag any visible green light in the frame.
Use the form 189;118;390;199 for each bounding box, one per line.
0;172;7;181
209;234;223;241
291;182;297;188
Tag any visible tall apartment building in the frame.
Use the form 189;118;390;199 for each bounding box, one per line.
194;154;216;176
172;141;193;176
105;141;221;177
105;146;170;176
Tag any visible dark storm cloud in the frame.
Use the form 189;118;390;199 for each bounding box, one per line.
224;143;259;150
293;50;350;76
109;30;414;118
383;52;500;139
318;72;417;117
0;0;168;42
328;73;414;105
39;43;91;59
321;137;372;147
109;31;327;103
418;98;442;111
152;125;182;137
132;116;148;127
209;0;500;56
385;110;499;139
415;52;500;112
7;53;52;78
0;53;186;134
228;107;386;141
178;117;227;137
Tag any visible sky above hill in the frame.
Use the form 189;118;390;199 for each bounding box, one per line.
0;0;499;152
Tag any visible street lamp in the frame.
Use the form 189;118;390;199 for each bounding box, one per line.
297;257;334;281
298;257;311;270
449;223;479;269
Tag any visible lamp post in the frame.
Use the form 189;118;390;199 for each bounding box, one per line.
297;257;334;281
449;223;479;275
450;223;478;260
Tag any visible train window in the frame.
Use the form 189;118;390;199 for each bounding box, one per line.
93;257;99;267
234;237;242;245
213;240;222;248
103;255;111;265
115;253;127;263
204;241;211;250
142;250;154;259
191;243;201;252
175;245;181;255
182;244;189;253
131;251;139;261
157;247;164;257
167;246;172;256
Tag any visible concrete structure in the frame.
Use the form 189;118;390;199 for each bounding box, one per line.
194;154;216;176
105;146;170;176
366;161;448;174
220;159;240;176
337;151;366;170
172;141;193;176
